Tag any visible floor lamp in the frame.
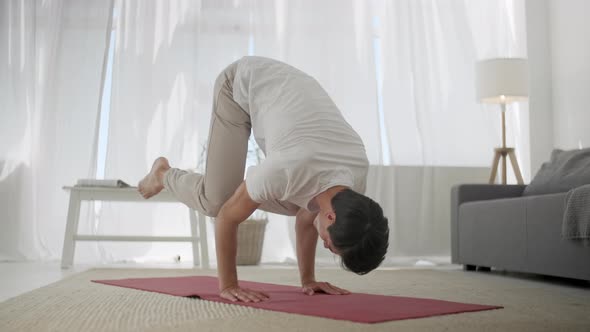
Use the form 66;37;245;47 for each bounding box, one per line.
475;58;528;185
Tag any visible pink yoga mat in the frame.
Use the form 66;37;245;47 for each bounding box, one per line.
92;276;501;323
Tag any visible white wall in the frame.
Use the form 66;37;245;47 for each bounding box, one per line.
548;0;590;149
526;0;590;173
525;0;554;174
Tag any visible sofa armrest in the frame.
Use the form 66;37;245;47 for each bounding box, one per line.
450;184;526;263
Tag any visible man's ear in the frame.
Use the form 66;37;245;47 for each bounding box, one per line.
326;211;336;222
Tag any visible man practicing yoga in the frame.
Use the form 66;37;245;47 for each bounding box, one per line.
138;56;389;303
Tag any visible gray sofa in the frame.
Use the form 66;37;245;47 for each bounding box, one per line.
451;184;590;281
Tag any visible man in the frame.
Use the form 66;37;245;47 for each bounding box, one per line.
138;56;389;303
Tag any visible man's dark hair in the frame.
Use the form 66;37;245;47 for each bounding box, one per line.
328;189;389;275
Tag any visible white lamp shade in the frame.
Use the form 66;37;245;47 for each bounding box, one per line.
475;58;529;104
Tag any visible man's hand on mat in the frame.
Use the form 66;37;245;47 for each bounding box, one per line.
302;281;350;296
220;285;270;303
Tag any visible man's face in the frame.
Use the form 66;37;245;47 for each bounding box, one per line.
313;213;339;255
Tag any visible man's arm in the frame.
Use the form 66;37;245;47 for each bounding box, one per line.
215;181;268;302
295;208;350;296
295;208;319;285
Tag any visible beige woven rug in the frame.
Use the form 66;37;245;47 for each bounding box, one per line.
1;267;589;331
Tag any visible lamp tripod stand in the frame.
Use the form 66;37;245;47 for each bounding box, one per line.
489;103;524;185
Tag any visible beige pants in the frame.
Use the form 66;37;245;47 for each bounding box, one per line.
163;61;251;217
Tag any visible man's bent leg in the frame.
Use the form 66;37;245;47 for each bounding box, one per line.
163;61;250;217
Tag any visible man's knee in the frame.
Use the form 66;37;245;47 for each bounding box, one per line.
179;192;223;218
202;204;221;218
197;199;223;218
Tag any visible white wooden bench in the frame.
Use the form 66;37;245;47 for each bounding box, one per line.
61;186;209;269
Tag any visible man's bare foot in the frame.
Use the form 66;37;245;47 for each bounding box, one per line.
138;157;171;199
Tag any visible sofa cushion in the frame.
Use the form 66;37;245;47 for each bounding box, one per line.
523;192;590;279
524;148;590;196
458;197;527;269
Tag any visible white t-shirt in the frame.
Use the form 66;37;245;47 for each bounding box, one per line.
232;56;369;215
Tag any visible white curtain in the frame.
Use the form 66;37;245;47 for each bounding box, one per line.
89;0;197;262
376;0;528;259
249;0;381;163
0;0;112;261
89;0;254;263
88;0;380;265
377;0;527;167
247;0;382;263
1;0;528;265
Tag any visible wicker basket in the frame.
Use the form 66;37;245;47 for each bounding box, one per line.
236;218;268;265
